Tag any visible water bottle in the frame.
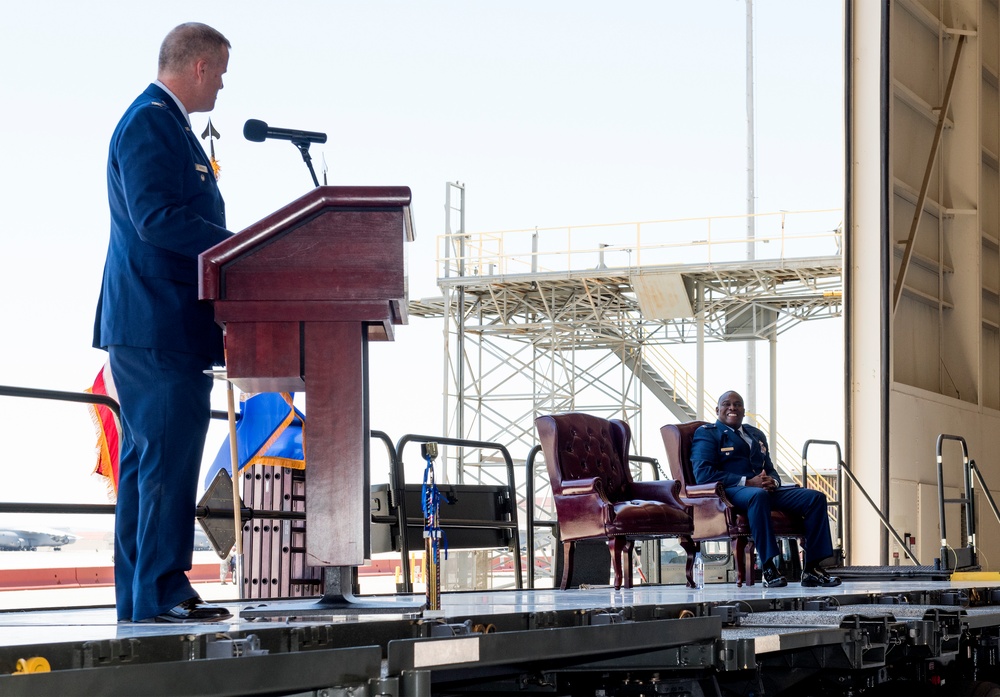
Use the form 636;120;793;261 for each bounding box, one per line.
693;551;705;589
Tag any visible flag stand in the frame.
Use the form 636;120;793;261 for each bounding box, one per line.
224;375;244;601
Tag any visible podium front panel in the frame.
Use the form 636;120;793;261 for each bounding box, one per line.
220;209;406;304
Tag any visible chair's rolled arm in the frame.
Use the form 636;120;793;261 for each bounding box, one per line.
559;476;605;498
553;491;611;541
685;482;725;499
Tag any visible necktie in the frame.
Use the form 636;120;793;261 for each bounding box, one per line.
737;427;753;447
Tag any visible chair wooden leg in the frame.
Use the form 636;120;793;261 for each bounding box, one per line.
745;538;756;587
623;540;635;588
734;536;749;587
560;541;574;590
679;536;698;588
608;537;625;589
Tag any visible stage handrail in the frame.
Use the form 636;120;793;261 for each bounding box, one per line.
394;433;522;592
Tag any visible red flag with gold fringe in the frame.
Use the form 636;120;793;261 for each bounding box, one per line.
85;362;120;501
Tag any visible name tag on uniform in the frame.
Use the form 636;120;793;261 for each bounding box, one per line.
721;446;734;452
194;164;209;173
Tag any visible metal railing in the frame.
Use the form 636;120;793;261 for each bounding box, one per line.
394;434;522;593
438;208;842;279
0;384;123;523
802;438;918;567
935;433;1000;571
937;434;975;571
524;445;552;590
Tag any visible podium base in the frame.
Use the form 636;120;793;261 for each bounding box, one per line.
239;566;425;618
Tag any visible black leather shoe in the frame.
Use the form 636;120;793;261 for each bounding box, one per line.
145;597;232;623
762;561;787;588
801;566;842;588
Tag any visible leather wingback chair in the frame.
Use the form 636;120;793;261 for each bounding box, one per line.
660;421;805;586
535;412;696;590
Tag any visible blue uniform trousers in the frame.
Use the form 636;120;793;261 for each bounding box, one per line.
723;485;833;567
109;346;213;621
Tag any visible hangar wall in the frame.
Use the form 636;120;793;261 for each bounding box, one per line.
849;0;1000;566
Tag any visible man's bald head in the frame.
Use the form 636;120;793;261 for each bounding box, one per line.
158;23;230;77
716;390;745;429
156;23;230;114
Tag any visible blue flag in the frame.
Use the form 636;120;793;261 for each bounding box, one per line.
203;392;305;490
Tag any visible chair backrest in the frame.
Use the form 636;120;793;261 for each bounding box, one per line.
535;412;632;502
660;421;708;491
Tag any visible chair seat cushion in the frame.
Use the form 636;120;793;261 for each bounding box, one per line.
607;499;693;536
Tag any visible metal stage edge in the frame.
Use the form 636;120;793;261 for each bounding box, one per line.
5;578;1000;696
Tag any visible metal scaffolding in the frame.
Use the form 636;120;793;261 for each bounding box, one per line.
412;187;843;494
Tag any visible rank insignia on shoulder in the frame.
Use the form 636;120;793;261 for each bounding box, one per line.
150;100;166;108
721;446;734;452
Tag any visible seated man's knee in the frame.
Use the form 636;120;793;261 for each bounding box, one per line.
805;489;827;507
796;489;830;518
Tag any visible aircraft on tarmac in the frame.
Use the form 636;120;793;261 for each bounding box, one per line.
0;530;27;551
0;525;77;551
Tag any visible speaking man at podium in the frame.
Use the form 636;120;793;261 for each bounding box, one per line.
93;22;233;623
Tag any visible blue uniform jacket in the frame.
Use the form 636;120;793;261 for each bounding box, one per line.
94;83;231;364
690;420;782;489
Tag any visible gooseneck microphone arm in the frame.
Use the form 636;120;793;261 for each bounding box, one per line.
243;118;327;188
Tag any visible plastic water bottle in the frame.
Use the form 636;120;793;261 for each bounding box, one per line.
693;552;705;589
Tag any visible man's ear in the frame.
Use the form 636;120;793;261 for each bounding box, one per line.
193;58;209;82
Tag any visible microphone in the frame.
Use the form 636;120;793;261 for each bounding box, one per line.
243;118;327;145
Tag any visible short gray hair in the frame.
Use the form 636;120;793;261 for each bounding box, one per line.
158;23;230;75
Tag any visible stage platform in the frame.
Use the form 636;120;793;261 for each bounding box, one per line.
3;578;1000;696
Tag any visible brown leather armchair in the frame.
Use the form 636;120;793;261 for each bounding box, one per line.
660;421;805;586
535;412;696;590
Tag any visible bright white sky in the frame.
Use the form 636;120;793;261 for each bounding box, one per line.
0;1;845;523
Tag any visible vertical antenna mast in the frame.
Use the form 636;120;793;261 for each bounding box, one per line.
745;0;758;422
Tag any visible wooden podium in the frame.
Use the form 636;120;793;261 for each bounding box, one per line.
200;186;419;613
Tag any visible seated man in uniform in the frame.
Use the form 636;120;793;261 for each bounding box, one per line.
690;390;842;588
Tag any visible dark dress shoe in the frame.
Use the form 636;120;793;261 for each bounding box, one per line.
762;562;787;588
801;567;842;588
150;597;232;623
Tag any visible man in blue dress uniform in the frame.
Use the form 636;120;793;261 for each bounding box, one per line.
690;390;841;588
93;23;234;622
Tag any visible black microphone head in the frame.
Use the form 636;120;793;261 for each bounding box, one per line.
243;118;268;142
